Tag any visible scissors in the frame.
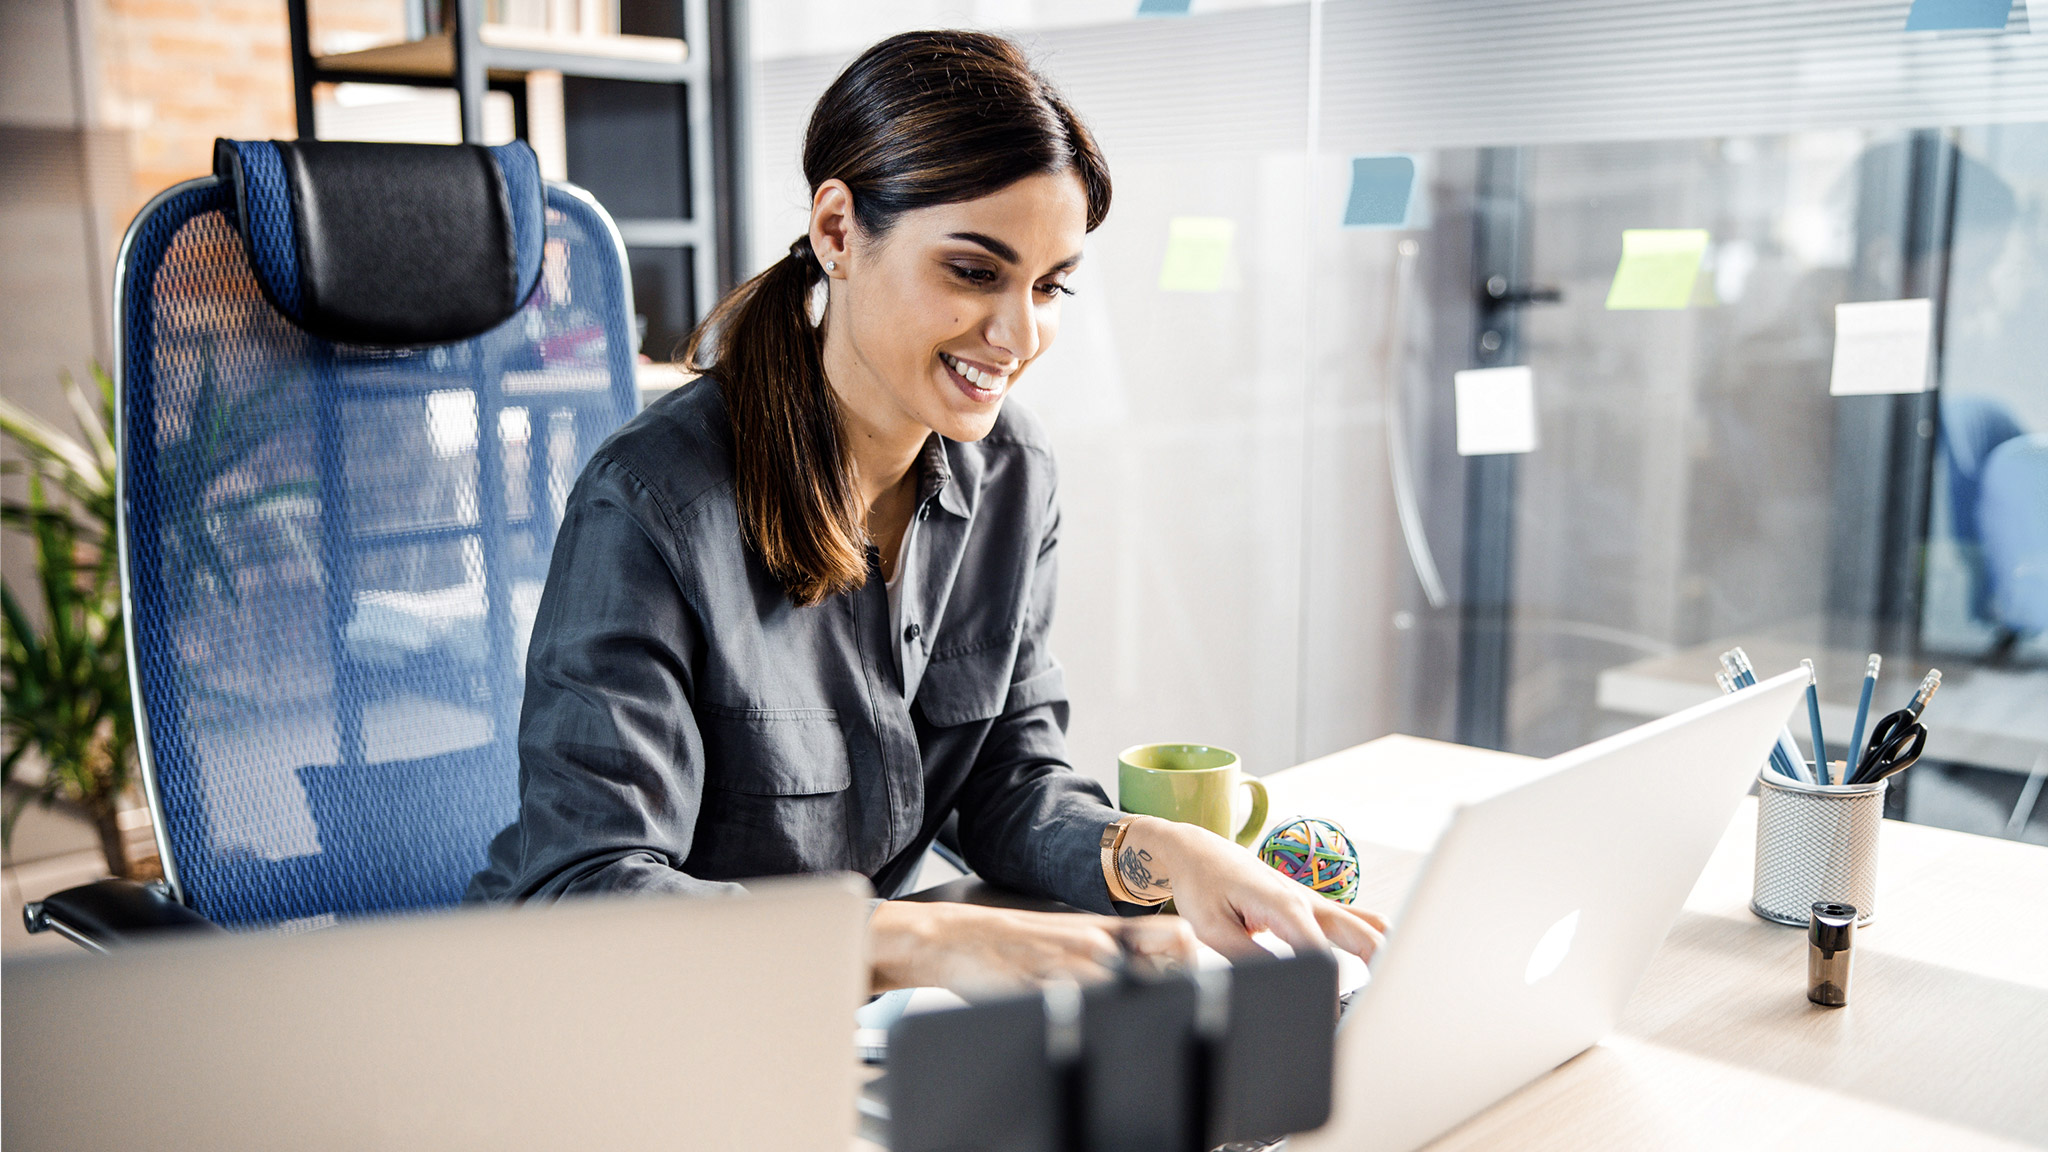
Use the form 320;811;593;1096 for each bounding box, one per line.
1850;708;1925;785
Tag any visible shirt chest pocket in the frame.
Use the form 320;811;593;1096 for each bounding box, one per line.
697;706;853;795
916;636;1034;727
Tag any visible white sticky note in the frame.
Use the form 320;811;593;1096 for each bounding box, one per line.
1454;366;1537;456
1830;299;1933;395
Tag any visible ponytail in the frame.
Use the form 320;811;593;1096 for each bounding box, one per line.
683;236;867;607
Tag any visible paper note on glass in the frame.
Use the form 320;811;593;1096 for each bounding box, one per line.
1605;229;1709;310
1905;0;2013;29
1830;299;1934;396
1343;155;1419;229
1158;217;1236;293
1137;0;1193;14
1454;366;1538;456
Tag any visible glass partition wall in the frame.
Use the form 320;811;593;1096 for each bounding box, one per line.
741;1;2048;843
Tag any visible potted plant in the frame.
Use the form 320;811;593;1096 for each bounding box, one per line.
1;365;148;879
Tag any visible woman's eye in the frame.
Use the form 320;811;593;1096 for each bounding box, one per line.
1036;282;1075;298
952;266;999;285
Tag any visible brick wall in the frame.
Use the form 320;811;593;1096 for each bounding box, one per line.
88;0;404;224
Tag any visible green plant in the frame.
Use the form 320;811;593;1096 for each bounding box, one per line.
1;365;143;879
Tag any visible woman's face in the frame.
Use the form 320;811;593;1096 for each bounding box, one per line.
816;170;1089;445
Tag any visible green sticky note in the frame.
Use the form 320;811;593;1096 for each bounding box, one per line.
1605;229;1710;310
1158;217;1236;293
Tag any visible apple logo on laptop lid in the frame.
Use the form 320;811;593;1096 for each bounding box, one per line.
1524;909;1580;986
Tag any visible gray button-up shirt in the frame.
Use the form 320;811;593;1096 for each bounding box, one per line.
468;378;1122;911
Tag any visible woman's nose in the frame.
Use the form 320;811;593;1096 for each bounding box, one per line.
984;287;1040;366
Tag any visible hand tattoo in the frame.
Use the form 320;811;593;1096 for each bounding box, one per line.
1118;845;1170;899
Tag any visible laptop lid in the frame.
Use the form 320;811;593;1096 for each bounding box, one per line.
4;874;870;1151
1293;669;1807;1152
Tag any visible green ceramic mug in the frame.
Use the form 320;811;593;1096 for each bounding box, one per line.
1117;743;1269;847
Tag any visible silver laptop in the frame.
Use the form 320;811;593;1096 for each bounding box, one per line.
1291;669;1807;1152
4;874;870;1151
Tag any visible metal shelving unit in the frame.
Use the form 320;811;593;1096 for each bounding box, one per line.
276;0;743;767
284;0;744;361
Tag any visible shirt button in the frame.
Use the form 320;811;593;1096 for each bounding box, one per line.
904;623;922;642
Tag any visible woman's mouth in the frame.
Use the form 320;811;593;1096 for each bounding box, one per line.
940;351;1009;403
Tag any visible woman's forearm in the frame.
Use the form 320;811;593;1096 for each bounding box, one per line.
868;899;941;993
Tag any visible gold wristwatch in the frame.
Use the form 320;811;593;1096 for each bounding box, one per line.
1100;815;1170;906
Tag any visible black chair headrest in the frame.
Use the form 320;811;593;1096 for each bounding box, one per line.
213;138;544;347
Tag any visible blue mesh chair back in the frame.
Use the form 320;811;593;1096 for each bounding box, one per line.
1939;394;2025;622
117;142;640;928
1977;434;2048;634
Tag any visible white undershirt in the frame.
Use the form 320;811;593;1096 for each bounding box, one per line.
885;509;923;690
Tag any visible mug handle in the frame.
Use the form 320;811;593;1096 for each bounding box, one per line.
1234;777;1270;847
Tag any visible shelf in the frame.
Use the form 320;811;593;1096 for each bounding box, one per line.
636;362;695;404
315;27;691;85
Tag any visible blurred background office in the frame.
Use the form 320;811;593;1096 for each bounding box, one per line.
5;0;2046;955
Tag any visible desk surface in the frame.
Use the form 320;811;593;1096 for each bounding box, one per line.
1265;735;2048;1151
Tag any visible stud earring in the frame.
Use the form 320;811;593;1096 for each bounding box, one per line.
825;260;838;272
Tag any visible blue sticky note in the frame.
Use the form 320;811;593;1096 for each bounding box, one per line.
1905;0;2013;29
1343;155;1418;229
1137;0;1192;14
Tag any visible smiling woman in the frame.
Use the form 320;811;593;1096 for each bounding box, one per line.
685;30;1109;605
469;29;1387;999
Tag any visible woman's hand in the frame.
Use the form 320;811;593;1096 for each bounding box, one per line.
867;900;1198;999
1116;816;1388;963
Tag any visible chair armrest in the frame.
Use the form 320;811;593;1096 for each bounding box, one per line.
23;879;222;952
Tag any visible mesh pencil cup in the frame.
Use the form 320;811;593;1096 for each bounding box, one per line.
1751;766;1885;927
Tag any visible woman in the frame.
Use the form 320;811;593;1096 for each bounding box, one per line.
471;29;1386;995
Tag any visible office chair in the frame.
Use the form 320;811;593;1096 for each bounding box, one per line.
23;138;640;949
1977;433;2048;637
1939;394;2025;623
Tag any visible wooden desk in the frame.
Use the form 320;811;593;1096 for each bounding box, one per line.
1265;735;2048;1150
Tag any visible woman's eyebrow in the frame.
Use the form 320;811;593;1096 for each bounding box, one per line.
947;231;1021;262
946;231;1083;273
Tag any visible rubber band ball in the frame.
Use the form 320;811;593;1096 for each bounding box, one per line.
1257;817;1360;904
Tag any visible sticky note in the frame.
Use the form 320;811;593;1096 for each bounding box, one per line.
1830;299;1934;395
1905;0;2013;29
1605;229;1709;310
1137;0;1192;14
1158;217;1235;293
1454;366;1538;456
1343;155;1419;229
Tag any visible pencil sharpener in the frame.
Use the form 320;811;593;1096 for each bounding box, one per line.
1807;902;1856;1007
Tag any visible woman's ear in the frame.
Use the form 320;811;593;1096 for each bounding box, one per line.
810;180;855;277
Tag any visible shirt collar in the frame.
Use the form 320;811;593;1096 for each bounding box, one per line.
917;433;975;520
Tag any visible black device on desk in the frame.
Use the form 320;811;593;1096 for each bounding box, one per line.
883;951;1339;1152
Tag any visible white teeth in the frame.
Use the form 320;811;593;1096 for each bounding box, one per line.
944;352;1006;391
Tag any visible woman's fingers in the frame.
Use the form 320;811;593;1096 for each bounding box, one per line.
1314;902;1384;960
1181;901;1272;961
1257;899;1335;958
1118;915;1200;962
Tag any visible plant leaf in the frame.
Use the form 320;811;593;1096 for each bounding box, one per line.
0;394;107;500
62;368;116;477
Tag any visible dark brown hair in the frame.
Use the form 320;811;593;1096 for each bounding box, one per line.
683;30;1111;606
